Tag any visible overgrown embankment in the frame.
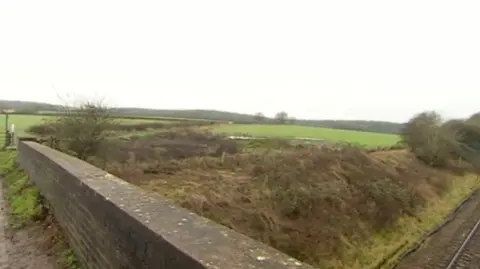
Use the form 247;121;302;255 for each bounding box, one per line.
24;102;480;269
95;132;479;269
0;151;80;269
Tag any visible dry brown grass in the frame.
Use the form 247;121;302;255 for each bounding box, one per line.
88;130;458;267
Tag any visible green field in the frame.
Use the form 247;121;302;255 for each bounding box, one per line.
0;114;163;135
213;124;401;147
0;114;401;148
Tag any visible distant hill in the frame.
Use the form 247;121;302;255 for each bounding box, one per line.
110;107;258;122
293;119;404;134
0;100;61;113
0;100;404;134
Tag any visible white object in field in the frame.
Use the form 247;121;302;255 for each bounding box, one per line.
10;124;15;133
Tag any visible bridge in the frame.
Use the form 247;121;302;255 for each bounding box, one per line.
12;140;314;269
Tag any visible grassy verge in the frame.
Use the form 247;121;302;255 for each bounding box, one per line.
0;151;81;269
325;174;480;269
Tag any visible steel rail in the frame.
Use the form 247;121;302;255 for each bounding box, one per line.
445;216;480;269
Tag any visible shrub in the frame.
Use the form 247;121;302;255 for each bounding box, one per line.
442;119;480;167
51;101;115;160
401;111;452;166
401;110;480;168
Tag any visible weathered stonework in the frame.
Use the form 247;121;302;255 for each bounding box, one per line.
17;141;315;269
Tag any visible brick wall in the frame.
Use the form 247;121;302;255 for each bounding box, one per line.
17;141;314;269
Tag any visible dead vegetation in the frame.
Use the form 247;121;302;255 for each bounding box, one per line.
31;102;480;268
27;119;211;137
91;135;451;267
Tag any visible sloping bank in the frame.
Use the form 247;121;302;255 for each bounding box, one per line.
126;147;480;269
0;151;80;269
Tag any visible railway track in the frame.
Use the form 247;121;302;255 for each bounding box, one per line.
394;190;480;269
444;217;480;269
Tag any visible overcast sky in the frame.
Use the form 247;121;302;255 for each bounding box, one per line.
1;0;479;122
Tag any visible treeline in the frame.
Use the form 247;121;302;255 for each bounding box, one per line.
0;100;60;113
294;119;403;134
1;99;403;134
401;111;480;169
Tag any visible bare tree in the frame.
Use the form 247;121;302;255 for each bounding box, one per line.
52;100;115;160
254;112;266;122
274;111;288;124
401;111;453;166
